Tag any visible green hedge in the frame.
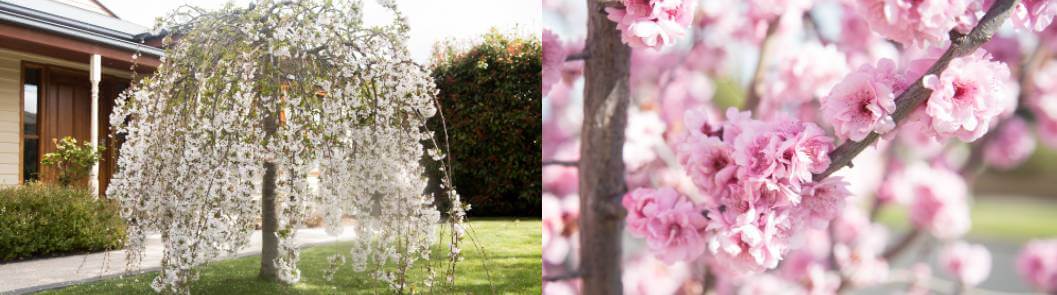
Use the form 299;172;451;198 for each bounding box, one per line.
429;30;541;216
0;183;126;261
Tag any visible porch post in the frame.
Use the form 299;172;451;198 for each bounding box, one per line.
89;54;101;195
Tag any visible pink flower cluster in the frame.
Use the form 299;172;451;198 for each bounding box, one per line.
605;0;696;49
821;58;907;142
938;241;992;286
856;0;973;47
889;163;971;239
1008;0;1057;32
760;43;849;116
678;108;846;274
1017;239;1057;293
917;48;1013;142
622;187;709;263
542;29;566;96
983;117;1037;170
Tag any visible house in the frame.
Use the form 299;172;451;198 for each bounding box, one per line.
0;0;163;193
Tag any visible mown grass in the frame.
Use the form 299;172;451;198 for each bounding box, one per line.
876;196;1057;242
42;219;541;294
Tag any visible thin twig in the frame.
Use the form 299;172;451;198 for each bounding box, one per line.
813;0;1021;181
543;160;579;167
743;19;779;113
566;51;590;61
543;270;584;281
882;229;921;261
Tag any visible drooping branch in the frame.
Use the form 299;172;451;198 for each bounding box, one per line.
743;20;779;112
813;0;1021;181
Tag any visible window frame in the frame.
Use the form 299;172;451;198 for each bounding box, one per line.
20;62;45;184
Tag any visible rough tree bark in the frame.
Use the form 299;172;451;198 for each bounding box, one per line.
579;0;631;293
259;111;280;281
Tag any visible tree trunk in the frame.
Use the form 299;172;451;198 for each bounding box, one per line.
579;0;631;293
259;112;281;281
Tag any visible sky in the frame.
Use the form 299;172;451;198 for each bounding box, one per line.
100;0;541;63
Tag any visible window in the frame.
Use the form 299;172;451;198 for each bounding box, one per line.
23;68;40;182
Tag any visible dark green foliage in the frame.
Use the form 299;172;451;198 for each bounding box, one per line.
429;30;541;216
0;184;126;261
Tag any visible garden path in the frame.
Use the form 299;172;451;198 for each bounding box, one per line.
0;223;356;294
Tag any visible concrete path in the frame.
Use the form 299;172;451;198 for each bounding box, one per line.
0;225;356;294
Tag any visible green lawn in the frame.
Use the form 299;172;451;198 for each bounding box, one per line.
42;219;541;294
876;196;1057;242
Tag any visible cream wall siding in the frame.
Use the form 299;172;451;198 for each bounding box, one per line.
0;52;20;185
0;48;136;185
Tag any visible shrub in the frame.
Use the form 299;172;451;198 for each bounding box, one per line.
428;29;541;216
40;136;104;187
0;183;125;261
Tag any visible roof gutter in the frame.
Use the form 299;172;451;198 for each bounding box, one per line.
0;3;164;57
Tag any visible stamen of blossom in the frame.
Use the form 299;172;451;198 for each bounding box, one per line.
604;0;696;49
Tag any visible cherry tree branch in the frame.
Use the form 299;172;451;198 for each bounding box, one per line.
813;0;1021;181
882;229;921;261
744;20;779;112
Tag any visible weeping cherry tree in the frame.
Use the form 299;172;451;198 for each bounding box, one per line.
108;0;467;293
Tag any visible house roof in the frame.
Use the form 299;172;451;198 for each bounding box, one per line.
0;0;164;57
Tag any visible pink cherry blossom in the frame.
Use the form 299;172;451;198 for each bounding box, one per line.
622;255;690;295
1017;239;1057;293
678;135;737;199
623;187;667;236
796;176;851;228
938;241;992;286
622;187;709;263
856;0;973;47
898;164;971;239
605;0;697;49
761;43;849;112
983;117;1036;170
821;58;904;141
1009;0;1057;32
542;29;565;96
543;194;579;266
921;48;1012;142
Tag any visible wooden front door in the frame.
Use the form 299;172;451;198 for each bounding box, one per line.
40;68;92;186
